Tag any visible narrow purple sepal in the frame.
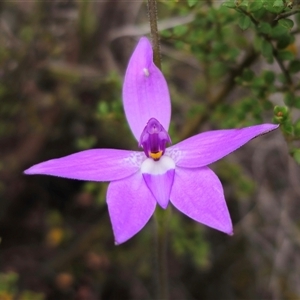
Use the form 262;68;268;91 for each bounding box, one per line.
123;37;171;141
107;172;156;244
24;149;144;182
167;124;279;168
170;167;233;234
143;169;174;209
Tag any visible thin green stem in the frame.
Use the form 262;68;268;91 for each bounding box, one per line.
147;0;162;70
153;209;170;300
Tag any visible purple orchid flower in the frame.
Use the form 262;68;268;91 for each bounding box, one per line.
25;37;278;244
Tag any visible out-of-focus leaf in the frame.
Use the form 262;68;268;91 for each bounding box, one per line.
238;14;251;30
261;39;273;59
288;60;300;73
278;18;294;29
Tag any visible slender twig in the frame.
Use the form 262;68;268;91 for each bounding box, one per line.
147;0;161;70
274;9;300;21
238;8;293;85
178;48;259;140
237;7;259;26
154;209;170;300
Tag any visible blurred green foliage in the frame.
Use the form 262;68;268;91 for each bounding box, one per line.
0;272;44;300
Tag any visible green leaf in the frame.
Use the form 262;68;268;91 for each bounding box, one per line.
294;119;300;136
278;50;294;61
283;122;293;135
271;24;288;39
187;0;197;7
277;34;293;49
278;18;294;29
238;15;251;30
273;0;284;8
222;0;236;8
249;0;263;11
261;39;273;59
264;0;284;13
288;60;300;73
258;22;272;34
292;149;300;165
295;97;300;109
242;68;255;81
284;91;294;106
173;25;188;36
263;70;275;84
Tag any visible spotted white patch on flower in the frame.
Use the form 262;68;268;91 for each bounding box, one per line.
143;68;149;77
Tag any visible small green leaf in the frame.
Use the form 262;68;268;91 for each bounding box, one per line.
238;15;251;30
264;0;284;13
187;0;197;7
173;25;188;36
242;68;255;81
284;91;294;106
277;34;293;49
273;0;284;8
294;97;300;109
292;149;300;165
222;0;236;8
249;0;263;11
271;24;288;39
261;39;273;59
258;22;272;34
278;18;294;29
294;119;300;136
278;50;294;61
263;70;275;84
283;122;293;135
288;60;300;73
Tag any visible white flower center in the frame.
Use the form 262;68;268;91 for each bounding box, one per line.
141;155;175;175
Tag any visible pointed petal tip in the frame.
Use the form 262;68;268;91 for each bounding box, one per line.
138;36;151;47
24;166;37;175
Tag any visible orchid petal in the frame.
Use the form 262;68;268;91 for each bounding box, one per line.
24;149;144;181
170;166;232;234
167;124;279;168
141;156;175;208
107;171;156;244
123;37;171;141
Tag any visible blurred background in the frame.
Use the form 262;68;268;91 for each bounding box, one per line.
1;0;300;299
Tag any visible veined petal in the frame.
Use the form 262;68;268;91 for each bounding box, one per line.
24;149;144;181
170;167;233;234
123;37;171;141
141;156;175;209
167;124;279;168
107;171;156;244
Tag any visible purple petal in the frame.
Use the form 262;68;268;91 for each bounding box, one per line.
123;37;171;141
170;167;233;234
167;124;279;168
107;172;156;244
141;156;175;208
24;149;144;181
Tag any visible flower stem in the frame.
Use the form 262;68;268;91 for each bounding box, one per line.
147;0;161;70
154;209;170;300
